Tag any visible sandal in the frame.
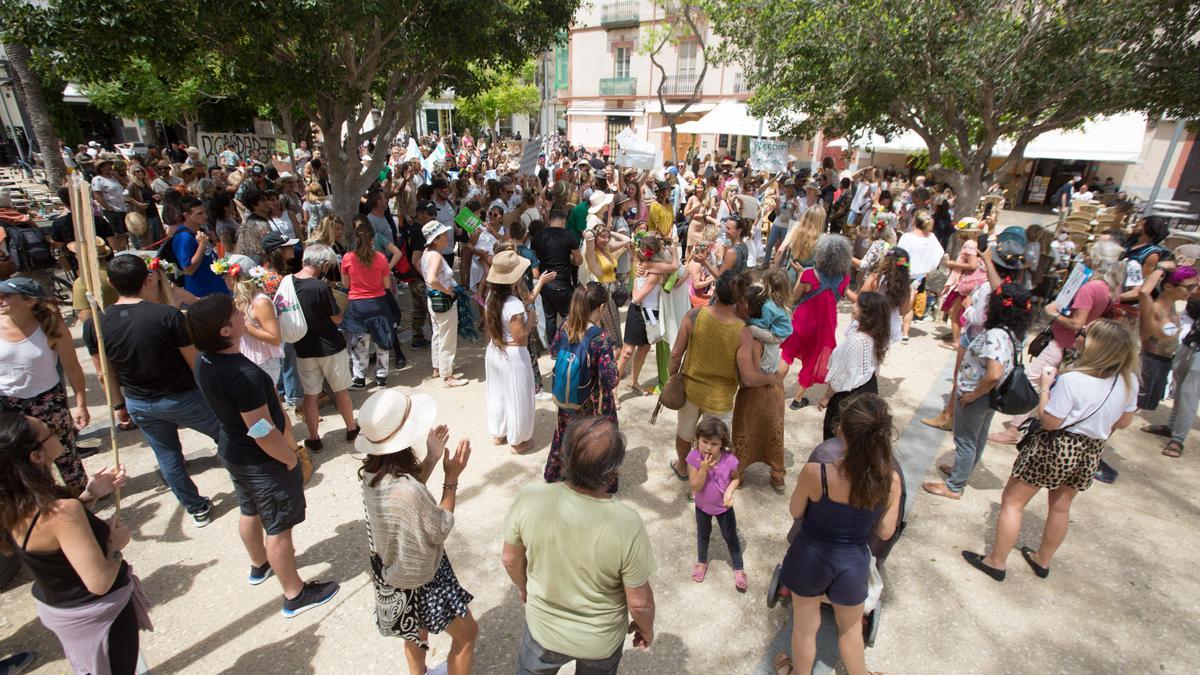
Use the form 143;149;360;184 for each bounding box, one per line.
1141;424;1171;437
774;653;794;675
692;562;707;583
670;460;688;481
117;419;139;431
1163;440;1184;458
444;377;468;388
734;570;748;593
629;384;654;397
1020;546;1050;578
921;481;961;500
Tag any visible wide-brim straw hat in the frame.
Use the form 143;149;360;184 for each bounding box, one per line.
125;210;149;237
588;190;613;214
355;390;438;460
66;236;113;259
487;250;531;285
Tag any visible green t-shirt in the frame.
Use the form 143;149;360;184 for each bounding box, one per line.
72;269;119;312
504;482;655;659
566;200;590;238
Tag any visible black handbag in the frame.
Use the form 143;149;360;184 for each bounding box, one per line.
1027;324;1054;358
989;329;1039;415
428;289;455;313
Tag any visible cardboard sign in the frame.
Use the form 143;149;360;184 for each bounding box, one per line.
749;139;789;173
614;128;657;170
1055;262;1093;312
454;207;483;234
519;136;543;176
197;132;276;163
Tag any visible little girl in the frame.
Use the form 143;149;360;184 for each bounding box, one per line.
939;238;987;350
687;417;746;591
747;268;794;374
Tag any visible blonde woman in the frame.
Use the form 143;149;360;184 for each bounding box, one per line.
219;254;284;383
775;205;826;282
303;183;334;237
965;319;1138;580
306;214;347;255
582;225;631;349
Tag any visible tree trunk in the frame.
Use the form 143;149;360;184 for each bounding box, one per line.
279;107;297;170
3;42;67;187
669;121;679;168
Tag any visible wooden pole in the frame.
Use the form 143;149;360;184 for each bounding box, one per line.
68;176;122;521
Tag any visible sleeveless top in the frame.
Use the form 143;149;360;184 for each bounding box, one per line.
682;308;745;413
421;251;455;291
0;325;60;399
9;509;129;607
1146;304;1181;359
239;293;284;365
799;463;885;547
594;247;618;284
634;274;661;311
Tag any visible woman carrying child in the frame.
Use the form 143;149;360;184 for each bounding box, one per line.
687;418;747;591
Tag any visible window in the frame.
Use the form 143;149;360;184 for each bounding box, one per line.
677;42;697;78
614;47;631;78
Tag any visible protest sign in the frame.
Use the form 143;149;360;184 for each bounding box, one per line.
1055;262;1093;312
749;139;789;173
614;128;657;170
454;207;483;234
197;132;276;163
519;136;543;176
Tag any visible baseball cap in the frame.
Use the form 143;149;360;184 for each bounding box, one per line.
415;200;438;216
250;164;266;176
0;277;49;300
261;232;299;253
431;177;449;190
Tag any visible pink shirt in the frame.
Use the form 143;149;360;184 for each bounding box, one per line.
687;449;740;516
341;251;389;300
1052;279;1111;349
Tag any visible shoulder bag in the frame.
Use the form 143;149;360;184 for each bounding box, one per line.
1017;376;1118;449
989;329;1039;415
652;308;698;422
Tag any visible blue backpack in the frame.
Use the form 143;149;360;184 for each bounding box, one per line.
552;326;602;409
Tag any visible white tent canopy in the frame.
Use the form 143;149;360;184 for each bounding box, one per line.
649;102;782;137
841;113;1148;164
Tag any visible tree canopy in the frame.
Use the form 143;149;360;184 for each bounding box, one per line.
454;62;541;135
707;0;1200;207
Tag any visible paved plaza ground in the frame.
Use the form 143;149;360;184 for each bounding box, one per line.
2;210;1197;673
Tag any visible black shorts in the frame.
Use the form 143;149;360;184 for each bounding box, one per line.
225;461;306;535
102;210;128;236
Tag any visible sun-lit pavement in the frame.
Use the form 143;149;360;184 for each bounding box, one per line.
3;210;1197;673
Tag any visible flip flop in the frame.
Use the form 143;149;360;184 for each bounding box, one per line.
1162;440;1184;458
1020;546;1050;578
1141;424;1171;437
670;460;688;481
921;481;961;500
692;562;707;583
774;653;794;675
734;570;748;593
117;420;139;431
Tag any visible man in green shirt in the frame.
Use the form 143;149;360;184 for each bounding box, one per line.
502;418;656;673
565;196;590;238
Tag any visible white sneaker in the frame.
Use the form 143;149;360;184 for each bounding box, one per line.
535;391;553;402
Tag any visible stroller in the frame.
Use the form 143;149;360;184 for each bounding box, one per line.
765;438;909;647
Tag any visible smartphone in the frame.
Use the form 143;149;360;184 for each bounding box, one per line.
977;232;988;252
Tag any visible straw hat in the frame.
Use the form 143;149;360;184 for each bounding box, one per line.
588;190;613;215
66;236;113;259
355;389;438;459
486;250;531;285
125;210;149;237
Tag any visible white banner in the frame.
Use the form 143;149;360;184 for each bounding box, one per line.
615;128;657;170
750;139;789;173
1055;262;1093;312
197;132;276;163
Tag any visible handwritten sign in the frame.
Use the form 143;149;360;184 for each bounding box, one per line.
750;139;789;173
197;132;276;164
519;136;543;176
454;207;483;234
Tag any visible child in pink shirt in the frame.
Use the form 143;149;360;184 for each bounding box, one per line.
686;418;746;591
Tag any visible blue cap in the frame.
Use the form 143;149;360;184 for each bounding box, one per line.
0;277;48;300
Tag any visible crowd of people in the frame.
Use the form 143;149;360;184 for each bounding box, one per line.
0;128;1192;675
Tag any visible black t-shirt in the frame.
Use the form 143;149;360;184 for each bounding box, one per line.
532;227;580;287
293;276;346;358
49;213;75;246
85;301;195;400
395;216;427;282
194;351;286;466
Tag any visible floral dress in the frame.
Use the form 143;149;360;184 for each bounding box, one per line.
543;325;620;492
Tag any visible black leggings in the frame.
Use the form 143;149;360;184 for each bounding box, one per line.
107;598;140;674
696;506;743;570
822;374;879;440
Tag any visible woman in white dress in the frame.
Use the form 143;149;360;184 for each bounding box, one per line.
484;251;536;453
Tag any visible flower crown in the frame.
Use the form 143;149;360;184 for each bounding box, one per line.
210;258;239;277
148;257;178;277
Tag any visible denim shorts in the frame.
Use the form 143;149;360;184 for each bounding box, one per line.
225;461;306;535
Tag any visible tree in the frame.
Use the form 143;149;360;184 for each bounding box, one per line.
643;1;708;166
2;42;67;186
82;57;222;146
455;62;541;136
707;0;1200;216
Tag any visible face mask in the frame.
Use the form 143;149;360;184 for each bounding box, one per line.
1057;232;1069;242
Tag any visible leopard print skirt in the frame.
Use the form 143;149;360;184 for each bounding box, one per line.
1013;428;1106;492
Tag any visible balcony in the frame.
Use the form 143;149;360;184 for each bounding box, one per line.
660;74;700;97
600;77;637;96
733;72;749;94
601;1;640;29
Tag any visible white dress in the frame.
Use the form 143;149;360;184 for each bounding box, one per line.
486;295;535;444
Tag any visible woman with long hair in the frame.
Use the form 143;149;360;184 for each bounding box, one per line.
357;391;477;675
0;280;90;493
543;283;621;491
775;394;902;675
853;247;912;345
923;283;1033;500
817;291;892;440
618;233;667;396
306;214;347;255
302;182;334;237
484;251;537;453
582;225;631;349
964;319;1138;580
1;412;144;674
780;234;853;409
775;205;826;282
209;192;240;256
897;209;946;342
696;216;752;278
220;254;284;384
342;222;397;389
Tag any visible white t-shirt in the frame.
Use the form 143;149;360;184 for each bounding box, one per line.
469;228;498;292
1044;372;1138;440
897;231;945;279
499;295;525;341
90;175;127;212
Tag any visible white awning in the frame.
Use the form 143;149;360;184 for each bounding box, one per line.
648;102;785;137
62;83;90;104
649;102;717;115
565;107;644;118
843;113;1148;164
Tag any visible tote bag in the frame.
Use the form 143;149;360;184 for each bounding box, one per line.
274;274;309;343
